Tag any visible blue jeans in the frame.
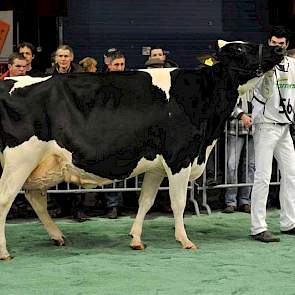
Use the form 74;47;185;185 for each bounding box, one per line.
225;135;255;207
104;183;123;209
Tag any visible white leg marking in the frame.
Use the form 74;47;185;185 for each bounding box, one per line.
129;172;164;250
163;161;197;250
0;137;49;260
25;191;65;246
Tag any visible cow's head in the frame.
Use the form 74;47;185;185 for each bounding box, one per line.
217;40;285;85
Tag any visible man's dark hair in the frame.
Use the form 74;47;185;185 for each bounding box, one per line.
267;26;291;43
108;51;125;63
17;42;36;55
149;46;167;57
8;52;26;65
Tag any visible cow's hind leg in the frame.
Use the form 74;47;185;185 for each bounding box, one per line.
165;165;197;250
0;176;18;260
129;172;164;250
0;154;42;259
0;137;50;260
25;190;65;246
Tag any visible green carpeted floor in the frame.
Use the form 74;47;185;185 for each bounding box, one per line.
1;210;295;295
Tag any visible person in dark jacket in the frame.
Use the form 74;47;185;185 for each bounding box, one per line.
17;42;43;77
45;44;86;221
146;46;178;68
45;44;82;75
101;47;118;72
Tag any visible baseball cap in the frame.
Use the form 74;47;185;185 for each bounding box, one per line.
104;48;118;57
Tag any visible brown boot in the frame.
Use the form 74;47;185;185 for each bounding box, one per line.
239;204;251;213
222;205;236;213
108;207;118;219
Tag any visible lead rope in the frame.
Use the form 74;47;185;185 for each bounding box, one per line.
255;44;263;77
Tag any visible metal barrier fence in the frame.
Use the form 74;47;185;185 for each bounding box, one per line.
32;176;199;215
196;122;280;215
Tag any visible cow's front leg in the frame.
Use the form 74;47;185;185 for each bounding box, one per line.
129;172;164;250
25;190;65;246
165;164;197;250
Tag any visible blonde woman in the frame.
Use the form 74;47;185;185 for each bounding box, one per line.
79;57;97;72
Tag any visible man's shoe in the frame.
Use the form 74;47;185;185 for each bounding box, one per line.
239;204;251;213
222;205;236;213
108;207;118;219
281;227;295;235
73;210;90;222
206;177;217;186
251;231;280;243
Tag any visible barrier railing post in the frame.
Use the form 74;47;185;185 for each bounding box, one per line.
201;168;212;215
189;180;200;216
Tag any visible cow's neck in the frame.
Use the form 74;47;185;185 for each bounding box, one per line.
223;64;259;89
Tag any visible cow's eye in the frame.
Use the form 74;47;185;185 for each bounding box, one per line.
235;47;246;55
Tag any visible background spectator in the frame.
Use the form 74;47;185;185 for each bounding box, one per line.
101;48;118;72
79;57;97;72
7;52;27;77
107;51;126;72
147;46;178;68
223;90;254;214
17;42;42;77
145;58;164;68
103;49;126;219
45;44;82;74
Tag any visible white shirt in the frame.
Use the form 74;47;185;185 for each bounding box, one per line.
252;56;295;124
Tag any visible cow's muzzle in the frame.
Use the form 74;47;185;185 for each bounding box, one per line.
274;46;287;56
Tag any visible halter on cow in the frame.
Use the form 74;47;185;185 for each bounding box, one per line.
0;40;284;260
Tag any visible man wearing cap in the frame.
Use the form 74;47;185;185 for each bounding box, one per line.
101;48;118;72
103;49;126;218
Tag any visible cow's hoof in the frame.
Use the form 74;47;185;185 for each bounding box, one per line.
129;242;146;250
0;255;13;261
177;239;198;250
52;238;65;246
182;242;198;250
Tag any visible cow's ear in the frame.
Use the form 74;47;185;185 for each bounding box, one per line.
218;40;228;48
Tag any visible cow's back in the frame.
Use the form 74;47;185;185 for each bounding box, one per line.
0;72;169;179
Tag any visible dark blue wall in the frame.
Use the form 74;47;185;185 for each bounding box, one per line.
63;0;268;69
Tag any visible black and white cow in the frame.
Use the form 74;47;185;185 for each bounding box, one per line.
0;40;284;260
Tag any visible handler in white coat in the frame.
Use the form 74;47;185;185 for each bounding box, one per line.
251;26;295;242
